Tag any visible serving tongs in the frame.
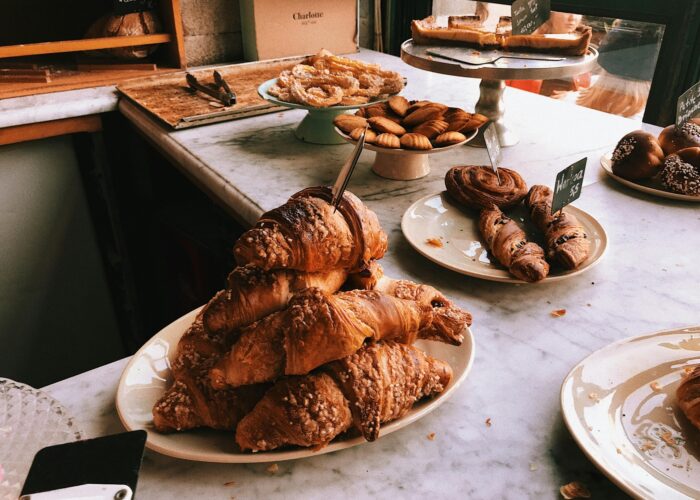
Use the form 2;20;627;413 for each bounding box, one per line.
186;70;236;106
331;125;368;211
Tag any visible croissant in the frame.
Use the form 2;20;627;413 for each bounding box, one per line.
526;185;590;270
677;366;700;429
233;187;388;273
202;265;347;339
479;205;549;282
445;165;527;210
210;286;468;388
235;341;452;451
152;318;269;432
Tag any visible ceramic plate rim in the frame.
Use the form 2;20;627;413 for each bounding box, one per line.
257;78;400;112
334;127;478;155
401;192;608;284
560;325;700;500
600;152;700;202
116;307;475;463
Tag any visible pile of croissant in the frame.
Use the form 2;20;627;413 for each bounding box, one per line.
445;166;591;282
152;186;472;452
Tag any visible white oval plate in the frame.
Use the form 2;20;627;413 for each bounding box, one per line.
600;153;700;202
116;307;475;463
401;192;607;283
561;325;700;500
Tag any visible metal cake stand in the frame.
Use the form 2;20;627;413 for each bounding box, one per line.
401;40;598;146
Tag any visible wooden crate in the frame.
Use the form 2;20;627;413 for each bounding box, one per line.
0;0;186;99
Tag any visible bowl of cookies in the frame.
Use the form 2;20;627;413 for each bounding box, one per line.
333;97;487;180
258;50;405;145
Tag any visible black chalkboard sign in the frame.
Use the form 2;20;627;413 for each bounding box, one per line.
676;80;700;128
552;157;586;214
512;0;550;35
483;122;502;175
112;0;155;15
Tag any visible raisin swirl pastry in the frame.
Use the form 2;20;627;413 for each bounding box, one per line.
445;165;528;210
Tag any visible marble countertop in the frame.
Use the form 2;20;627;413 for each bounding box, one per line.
44;49;699;499
0;86;120;129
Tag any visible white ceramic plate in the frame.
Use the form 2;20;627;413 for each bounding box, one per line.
561;326;700;500
401;192;607;283
116;307;475;463
600;153;700;202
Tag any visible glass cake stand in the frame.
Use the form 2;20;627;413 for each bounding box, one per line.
258;78;399;145
400;40;598;147
0;378;84;499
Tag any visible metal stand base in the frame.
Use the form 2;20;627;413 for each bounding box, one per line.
469;79;519;148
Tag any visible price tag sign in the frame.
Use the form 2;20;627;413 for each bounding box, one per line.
676;80;700;128
112;0;155;15
483;122;502;176
552;157;586;214
512;0;551;35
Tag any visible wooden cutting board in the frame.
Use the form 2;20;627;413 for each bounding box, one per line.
118;56;305;129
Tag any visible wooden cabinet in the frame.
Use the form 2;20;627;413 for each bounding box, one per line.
0;0;186;99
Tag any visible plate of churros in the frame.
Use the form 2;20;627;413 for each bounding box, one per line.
401;166;607;283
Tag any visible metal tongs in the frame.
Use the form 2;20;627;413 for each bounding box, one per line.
331;125;368;211
186;70;236;106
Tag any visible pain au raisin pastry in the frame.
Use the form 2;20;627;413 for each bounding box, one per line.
526;185;590;270
479;205;550;282
677;366;700;429
234;187;387;273
445;165;528;210
611;130;665;180
658;118;700;156
209;286;469;388
235;341;452;451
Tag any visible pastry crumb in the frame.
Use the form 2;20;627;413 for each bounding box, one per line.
223;480;236;487
640;440;656;451
427;432;436;440
684;366;696;375
588;392;599;402
616;448;622;454
550;309;567;317
529;462;538;471
425;237;443;248
485;417;492;427
650;381;662;392
560;481;591;499
266;463;279;474
661;431;681;446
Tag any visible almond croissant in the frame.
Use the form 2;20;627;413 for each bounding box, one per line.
677;366;700;430
233;187;388;273
152;317;269;432
525;185;590;270
210;286;468;388
235;341;452;451
201;265;347;338
479;204;550;282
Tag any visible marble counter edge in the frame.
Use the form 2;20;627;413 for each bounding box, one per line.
0;85;120;129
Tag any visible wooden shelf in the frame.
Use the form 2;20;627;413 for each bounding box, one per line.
0;34;172;59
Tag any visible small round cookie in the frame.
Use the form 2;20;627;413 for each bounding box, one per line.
388;95;410;117
368;116;406;135
375;133;401;149
658;118;700;156
610;130;664;180
434;131;467;147
349;127;377;144
334;114;368;134
400;133;433;150
402;104;446;127
412;119;449;139
659;150;700;195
